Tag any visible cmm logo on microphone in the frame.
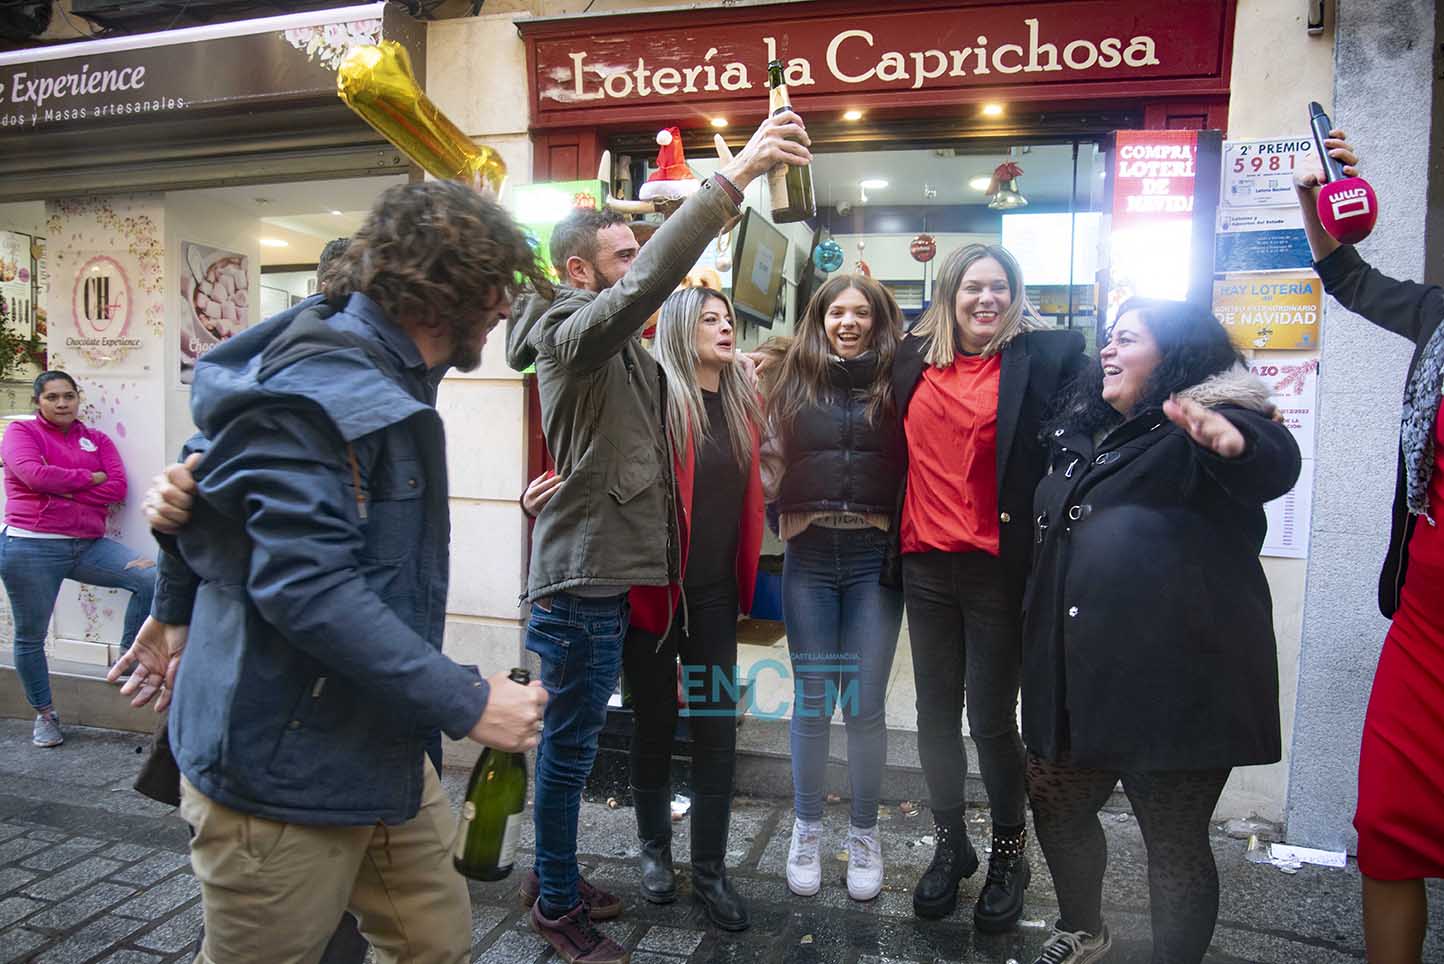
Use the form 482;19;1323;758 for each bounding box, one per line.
1328;186;1372;221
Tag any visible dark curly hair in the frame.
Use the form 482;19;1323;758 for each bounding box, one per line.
323;180;552;331
1044;298;1243;438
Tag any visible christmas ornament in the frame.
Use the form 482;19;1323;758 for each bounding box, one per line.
855;239;872;278
910;233;937;263
814;238;844;273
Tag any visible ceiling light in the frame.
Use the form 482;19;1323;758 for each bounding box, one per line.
968;175;992;191
843;109;863;121
710;117;728;128
859;178;889;190
330;209;344;216
981;103;1005;117
260;238;289;248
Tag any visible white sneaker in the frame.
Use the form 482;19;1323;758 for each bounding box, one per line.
786;819;822;896
845;825;883;901
1032;923;1112;964
32;712;63;748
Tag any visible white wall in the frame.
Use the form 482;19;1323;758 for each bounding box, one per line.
427;12;540;692
1215;0;1336;825
36;196;172;665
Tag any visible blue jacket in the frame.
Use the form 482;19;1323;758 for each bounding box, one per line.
161;293;489;826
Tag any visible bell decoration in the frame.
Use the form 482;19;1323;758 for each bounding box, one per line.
910;233;937;263
854;239;872;278
715;234;733;273
814;238;845;273
337;41;507;193
986;161;1028;211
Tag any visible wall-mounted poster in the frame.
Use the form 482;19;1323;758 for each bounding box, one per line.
1213;272;1322;351
0;230;34;339
180;241;251;385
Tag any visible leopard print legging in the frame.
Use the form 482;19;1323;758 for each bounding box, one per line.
1026;753;1230;964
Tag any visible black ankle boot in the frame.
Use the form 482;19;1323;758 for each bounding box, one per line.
974;824;1030;933
912;808;980;920
632;785;677;904
689;792;749;931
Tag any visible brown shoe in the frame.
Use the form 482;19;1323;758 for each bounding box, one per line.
519;870;624;921
529;900;630;964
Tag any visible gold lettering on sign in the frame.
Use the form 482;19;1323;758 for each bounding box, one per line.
549;17;1165;104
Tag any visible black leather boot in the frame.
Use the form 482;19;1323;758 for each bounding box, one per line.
632;785;677;904
689;792;750;931
912;807;980;919
974;825;1031;933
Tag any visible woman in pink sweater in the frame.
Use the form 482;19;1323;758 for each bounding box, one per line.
1;371;155;748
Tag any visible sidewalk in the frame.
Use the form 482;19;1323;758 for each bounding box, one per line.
0;718;1439;964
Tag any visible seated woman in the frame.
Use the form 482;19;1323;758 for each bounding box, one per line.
1022;301;1301;964
1;370;156;748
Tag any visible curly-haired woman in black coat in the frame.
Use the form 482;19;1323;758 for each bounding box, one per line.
1023;300;1301;964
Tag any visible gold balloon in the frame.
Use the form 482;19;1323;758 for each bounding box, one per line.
337;41;507;192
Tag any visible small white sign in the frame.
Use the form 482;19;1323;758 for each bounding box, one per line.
1263;458;1314;559
1223;137;1318;209
1269;843;1347;868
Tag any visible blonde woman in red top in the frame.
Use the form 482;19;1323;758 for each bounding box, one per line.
885;244;1087;930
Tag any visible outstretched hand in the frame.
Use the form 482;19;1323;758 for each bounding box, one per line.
106;617;188;712
1164;397;1247;459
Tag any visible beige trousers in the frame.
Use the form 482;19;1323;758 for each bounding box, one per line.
180;766;471;964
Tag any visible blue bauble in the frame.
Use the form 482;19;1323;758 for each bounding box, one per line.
814;238;844;273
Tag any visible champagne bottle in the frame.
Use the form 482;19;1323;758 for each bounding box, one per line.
454;667;531;881
766;59;816;224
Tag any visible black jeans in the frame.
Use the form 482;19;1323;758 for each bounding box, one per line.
902;550;1026;825
625;579;741;798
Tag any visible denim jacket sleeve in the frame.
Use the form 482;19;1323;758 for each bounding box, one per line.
151;547;199;625
195;404;490;740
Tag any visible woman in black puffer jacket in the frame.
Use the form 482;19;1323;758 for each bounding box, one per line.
762;275;905;904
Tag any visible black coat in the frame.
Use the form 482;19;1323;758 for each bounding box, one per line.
1315;246;1444;618
775;353;903;515
883;328;1089;595
1022;369;1302;771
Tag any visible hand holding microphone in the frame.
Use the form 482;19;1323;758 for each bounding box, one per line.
1298;103;1376;245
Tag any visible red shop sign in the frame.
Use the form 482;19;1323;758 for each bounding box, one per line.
518;0;1235;129
1112;129;1199;225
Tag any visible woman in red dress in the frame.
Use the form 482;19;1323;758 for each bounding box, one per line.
1297;134;1444;963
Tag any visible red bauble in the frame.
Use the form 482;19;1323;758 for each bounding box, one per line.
910;233;937;263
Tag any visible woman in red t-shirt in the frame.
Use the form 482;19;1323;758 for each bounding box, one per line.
887;244;1087;930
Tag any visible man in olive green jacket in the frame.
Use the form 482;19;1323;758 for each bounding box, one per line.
505;111;810;964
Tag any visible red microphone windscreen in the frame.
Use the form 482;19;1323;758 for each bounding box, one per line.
1317;176;1378;245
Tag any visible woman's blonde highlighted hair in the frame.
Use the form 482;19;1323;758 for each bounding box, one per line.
909;243;1045;367
653;287;761;471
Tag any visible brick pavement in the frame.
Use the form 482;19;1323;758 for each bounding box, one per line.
2;719;1441;964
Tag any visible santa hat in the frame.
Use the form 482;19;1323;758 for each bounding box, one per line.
639;127;701;201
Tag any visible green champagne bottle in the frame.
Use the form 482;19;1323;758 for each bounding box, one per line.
454;667;531;881
766;59;816;224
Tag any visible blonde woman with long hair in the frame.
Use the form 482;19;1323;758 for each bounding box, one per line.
623;286;765;932
762;275;907;903
886;243;1087;931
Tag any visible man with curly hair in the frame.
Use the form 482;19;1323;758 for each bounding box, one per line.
125;181;554;963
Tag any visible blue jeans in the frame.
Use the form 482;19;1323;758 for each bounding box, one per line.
525;591;628;915
0;535;156;710
783;526;903;828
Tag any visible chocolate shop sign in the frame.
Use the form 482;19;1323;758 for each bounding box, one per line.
0;2;415;134
526;0;1231;120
